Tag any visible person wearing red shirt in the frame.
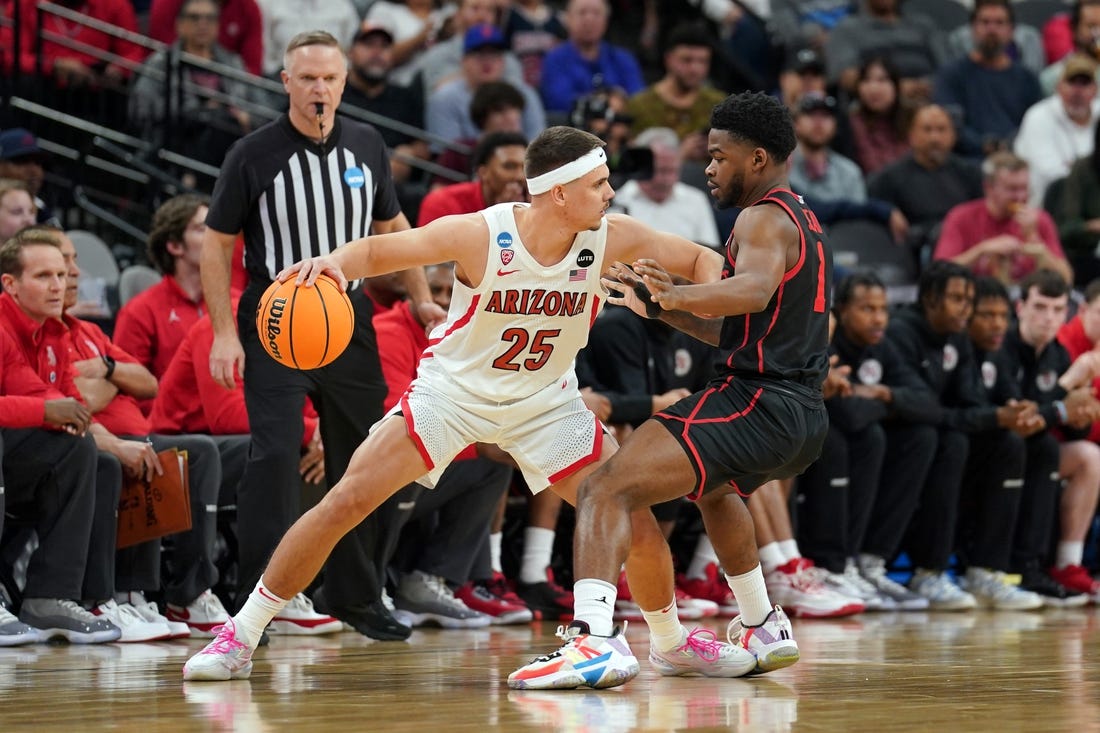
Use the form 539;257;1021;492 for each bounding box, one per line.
416;131;529;226
17;0;146;82
1058;278;1100;446
0;233;122;643
0;328;116;644
149;294;323;491
372;264;529;626
934;151;1073;286
60;228;290;638
114;195;208;395
148;0;263;76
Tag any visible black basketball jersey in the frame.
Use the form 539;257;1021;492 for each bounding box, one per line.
717;187;832;389
206;115;400;286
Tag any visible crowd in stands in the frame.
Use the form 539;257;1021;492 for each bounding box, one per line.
3;0;1100;650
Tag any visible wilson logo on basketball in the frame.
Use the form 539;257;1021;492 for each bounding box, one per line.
256;275;355;370
266;297;287;360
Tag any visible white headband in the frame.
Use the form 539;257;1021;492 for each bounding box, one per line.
526;147;607;195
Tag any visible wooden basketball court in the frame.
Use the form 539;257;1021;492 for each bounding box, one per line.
3;608;1098;732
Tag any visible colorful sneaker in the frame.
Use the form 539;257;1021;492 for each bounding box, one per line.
92;600;174;642
515;569;574;621
120;591;191;639
0;603;37;647
908;569;977;611
1049;564;1100;603
1018;566;1087;608
394;570;492;629
857;554;929;611
455;576;534;625
508;621;639;690
962;567;1043;611
649;627;756;678
19;598;121;644
676;563;740;616
182;619;254;681
268;593;343;635
726;605;799;675
167;590;230;638
765;558;864;618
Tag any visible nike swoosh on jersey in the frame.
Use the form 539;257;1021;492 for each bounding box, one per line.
497;269;520;276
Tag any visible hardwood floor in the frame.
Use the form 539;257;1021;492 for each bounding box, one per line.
3;608;1099;732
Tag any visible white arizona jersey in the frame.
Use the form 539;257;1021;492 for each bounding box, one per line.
423;202;607;401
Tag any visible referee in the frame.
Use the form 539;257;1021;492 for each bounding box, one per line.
201;30;444;640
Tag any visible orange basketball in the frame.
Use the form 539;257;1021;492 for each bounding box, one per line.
256;274;354;369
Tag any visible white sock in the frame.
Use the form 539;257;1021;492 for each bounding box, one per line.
758;542;786;574
726;565;772;627
686;535;720;580
778;539;800;562
115;591;145;606
234;578;289;648
489;532;503;575
520;527;555;584
1056;541;1085;569
573;578;617;636
643;600;685;653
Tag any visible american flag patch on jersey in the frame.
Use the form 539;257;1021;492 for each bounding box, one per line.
569;268;587;282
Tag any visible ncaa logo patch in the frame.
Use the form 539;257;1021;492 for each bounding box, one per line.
674;348;692;377
942;344;959;371
858;358;883;385
343;167;365;188
577;249;595;267
1036;369;1058;392
501;249;514;265
981;360;997;389
497;232;513;248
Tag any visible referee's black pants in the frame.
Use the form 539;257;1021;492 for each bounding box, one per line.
797;423;886;573
236;285;392;611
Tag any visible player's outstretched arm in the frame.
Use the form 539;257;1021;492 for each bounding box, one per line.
636;206;788;317
602;261;723;346
605;214;725;286
278;214;489;290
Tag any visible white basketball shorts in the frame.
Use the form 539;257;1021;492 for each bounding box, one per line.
378;357;602;493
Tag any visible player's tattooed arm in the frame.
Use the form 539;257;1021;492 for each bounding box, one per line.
601;261;722;346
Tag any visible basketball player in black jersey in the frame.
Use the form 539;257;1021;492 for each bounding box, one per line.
513;92;832;688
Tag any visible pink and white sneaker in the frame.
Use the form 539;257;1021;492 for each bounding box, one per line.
182;619;254;681
727;605;799;675
649;627;756;677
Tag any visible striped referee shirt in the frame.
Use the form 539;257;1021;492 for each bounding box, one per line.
205;115;400;287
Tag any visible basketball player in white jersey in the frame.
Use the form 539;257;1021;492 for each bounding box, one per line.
184;126;758;687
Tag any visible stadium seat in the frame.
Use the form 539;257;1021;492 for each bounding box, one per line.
827;218;919;286
118;264;162;306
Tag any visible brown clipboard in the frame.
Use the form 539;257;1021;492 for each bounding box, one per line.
116;448;192;549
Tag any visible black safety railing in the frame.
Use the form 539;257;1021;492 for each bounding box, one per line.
9;0;468;184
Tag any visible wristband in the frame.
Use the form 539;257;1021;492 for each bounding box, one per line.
1054;400;1068;424
102;355;116;380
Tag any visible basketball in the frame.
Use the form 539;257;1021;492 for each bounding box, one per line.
256;274;354;369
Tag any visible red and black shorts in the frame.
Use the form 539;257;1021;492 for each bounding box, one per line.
653;376;828;500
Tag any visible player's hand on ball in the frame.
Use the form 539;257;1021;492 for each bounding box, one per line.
279;255;347;292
